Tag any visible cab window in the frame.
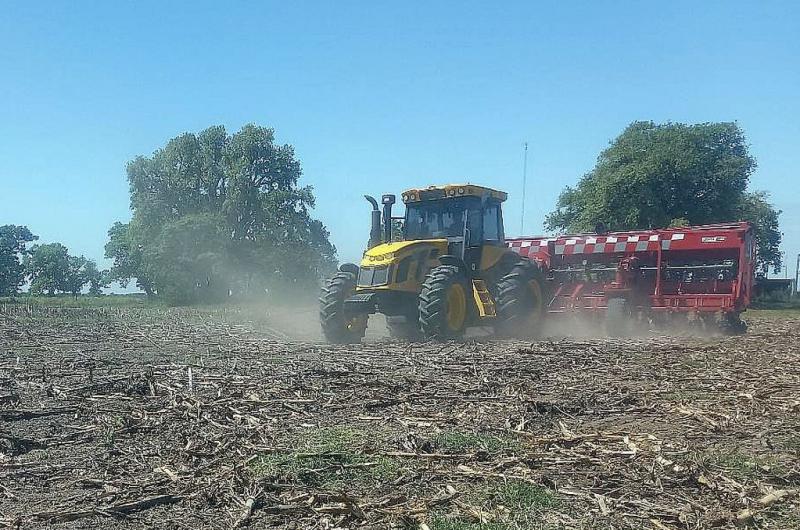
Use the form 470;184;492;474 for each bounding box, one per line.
466;208;482;244
482;204;502;241
404;197;477;240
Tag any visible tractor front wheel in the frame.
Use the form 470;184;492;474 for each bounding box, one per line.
319;271;368;343
418;265;470;340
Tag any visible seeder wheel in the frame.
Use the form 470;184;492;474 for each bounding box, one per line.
606;298;632;337
720;312;747;335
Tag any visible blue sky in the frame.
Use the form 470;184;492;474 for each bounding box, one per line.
1;1;798;279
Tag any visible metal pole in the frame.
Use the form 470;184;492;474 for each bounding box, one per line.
520;142;528;235
795;253;799;297
783;251;788;279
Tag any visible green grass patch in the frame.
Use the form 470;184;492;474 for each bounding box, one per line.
0;294;152;308
252;452;399;488
692;449;786;480
428;480;560;530
306;426;368;453
251;451;400;488
494;480;559;510
433;431;517;454
428;518;511;530
748;306;800;317
249;426;399;489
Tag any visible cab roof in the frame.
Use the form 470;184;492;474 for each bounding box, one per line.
401;184;507;203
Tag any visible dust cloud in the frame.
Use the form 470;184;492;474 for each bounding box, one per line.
221;295;735;343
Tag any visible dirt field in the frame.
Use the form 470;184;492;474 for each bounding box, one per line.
1;305;799;529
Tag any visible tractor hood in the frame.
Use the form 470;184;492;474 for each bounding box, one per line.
360;239;447;267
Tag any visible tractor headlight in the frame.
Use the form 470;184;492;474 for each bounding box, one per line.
357;268;370;286
357;265;392;286
372;265;390;286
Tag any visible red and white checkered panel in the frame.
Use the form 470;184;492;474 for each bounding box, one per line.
507;222;753;258
507;232;694;256
552;234;661;255
507;239;551;260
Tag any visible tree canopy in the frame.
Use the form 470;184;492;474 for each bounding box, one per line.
0;225;38;295
545;121;782;273
24;242;107;296
106;124;337;304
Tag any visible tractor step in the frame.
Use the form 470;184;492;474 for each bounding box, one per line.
472;279;496;318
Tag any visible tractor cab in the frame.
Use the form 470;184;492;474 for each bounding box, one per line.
400;185;508;276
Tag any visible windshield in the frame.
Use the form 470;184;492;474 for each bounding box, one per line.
404;198;477;240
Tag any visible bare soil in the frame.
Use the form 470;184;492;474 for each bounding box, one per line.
1;305;798;529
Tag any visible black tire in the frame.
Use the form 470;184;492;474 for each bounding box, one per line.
418;265;470;340
720;312;747;335
606;298;631;337
319;271;367;344
495;259;547;338
386;315;422;341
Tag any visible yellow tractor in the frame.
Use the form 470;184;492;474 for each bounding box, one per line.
319;184;547;342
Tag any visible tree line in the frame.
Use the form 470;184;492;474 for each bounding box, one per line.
0;226;106;296
0;120;783;302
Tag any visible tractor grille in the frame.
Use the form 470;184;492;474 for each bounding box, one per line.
358;265;391;287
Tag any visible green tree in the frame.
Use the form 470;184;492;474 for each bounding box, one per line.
109;124;336;304
25;243;71;295
105;221;154;296
145;213;230;305
737;191;782;273
24;243;107;296
546;121;781;272
63;255;89;297
78;258;108;296
0;225;37;295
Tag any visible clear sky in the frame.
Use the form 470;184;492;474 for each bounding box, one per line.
1;1;798;280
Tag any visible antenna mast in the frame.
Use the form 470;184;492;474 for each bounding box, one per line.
520;142;528;235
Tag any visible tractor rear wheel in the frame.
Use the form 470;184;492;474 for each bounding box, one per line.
386;315;422;341
319;271;368;343
495;259;547;338
418;265;470;340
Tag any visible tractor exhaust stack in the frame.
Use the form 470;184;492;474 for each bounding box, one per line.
364;195;382;249
381;194;396;243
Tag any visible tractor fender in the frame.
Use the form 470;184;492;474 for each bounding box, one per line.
498;250;524;268
338;263;360;276
438;255;468;275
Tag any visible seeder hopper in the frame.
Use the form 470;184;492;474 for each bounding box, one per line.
508;222;754;334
